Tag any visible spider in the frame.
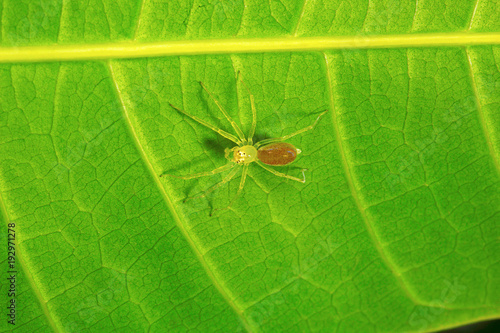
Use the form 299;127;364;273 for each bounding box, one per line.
161;75;327;215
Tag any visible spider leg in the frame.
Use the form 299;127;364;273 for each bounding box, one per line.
160;163;234;179
236;72;257;145
184;165;240;202
256;161;307;183
254;110;328;148
169;103;241;144
199;81;246;143
211;164;249;216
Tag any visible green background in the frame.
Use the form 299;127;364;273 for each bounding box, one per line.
0;0;499;332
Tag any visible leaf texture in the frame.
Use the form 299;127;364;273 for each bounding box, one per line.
0;0;499;332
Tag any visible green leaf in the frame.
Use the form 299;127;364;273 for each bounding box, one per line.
1;0;499;332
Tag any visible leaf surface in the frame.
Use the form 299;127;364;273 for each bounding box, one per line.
0;0;499;332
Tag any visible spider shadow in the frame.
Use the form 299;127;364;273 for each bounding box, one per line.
252;131;267;144
185;137;237;202
162;137;234;202
202;138;227;159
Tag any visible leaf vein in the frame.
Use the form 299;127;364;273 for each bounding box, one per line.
0;188;61;332
107;61;254;332
468;0;480;30
465;48;500;176
293;0;308;36
322;52;425;307
133;0;146;40
2;33;500;63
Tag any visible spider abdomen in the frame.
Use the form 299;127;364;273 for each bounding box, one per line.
257;143;299;166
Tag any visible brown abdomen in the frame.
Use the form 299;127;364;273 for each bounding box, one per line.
257;143;298;166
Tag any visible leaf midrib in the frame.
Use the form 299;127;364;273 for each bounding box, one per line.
1;33;499;63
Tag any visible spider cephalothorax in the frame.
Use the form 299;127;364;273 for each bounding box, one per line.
225;146;258;164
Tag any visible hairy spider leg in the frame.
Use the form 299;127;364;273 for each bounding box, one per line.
160;162;234;179
254;110;328;148
236;72;257;145
211;164;249;216
256;161;307;183
169;103;241;144
184;165;241;202
199;81;246;143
